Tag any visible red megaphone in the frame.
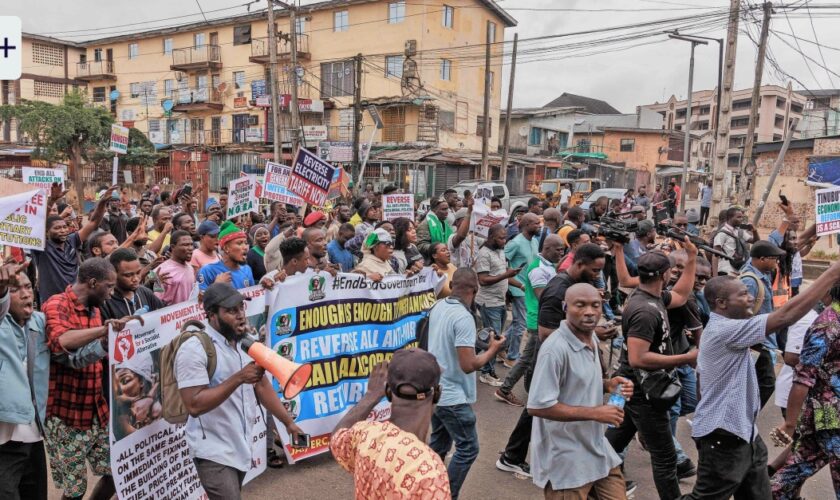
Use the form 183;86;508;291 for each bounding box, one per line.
240;337;312;399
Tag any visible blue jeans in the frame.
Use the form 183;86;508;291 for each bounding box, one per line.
479;304;505;374
595;274;616;320
429;404;479;500
669;364;698;464
505;296;526;360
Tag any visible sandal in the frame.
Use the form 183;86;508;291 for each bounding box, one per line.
267;448;285;469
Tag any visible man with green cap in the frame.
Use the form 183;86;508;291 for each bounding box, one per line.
198;220;266;291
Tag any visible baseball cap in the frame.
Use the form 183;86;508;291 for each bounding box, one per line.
750;240;787;258
303;211;326;227
387;349;442;401
637;251;672;278
198;220;220;237
203;282;251;310
364;228;394;247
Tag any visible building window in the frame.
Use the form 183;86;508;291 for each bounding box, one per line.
439;110;455;131
699;105;710;115
729;135;746;148
194;33;205;48
296;17;306;34
620;138;635;152
33;80;63;98
791;103;804;114
128;43;139;60
163;38;173;55
93;48;102;62
164;79;174;97
130;82;141;98
385;55;403;79
476;115;492;136
233;71;245;90
488;22;497;42
32;43;63;66
92;86;106;103
320;60;355;97
731;117;750;128
389;2;406;24
732;98;752;110
234;24;252;45
443;5;454;28
334;11;349;32
529;127;542;146
440;59;452;80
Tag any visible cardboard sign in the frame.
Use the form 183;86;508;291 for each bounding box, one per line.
21;167;64;190
109;124;129;154
475;183;495;205
227;176;258;219
0;188;47;250
470;200;508;238
264;161;305;206
289;148;335;207
382;193;414;221
816;186;840;236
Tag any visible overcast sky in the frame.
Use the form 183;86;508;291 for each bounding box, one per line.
9;0;840;112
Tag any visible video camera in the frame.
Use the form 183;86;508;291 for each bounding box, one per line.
594;210;643;244
655;221;735;262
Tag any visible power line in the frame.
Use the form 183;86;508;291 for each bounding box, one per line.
805;1;837;86
194;0;210;24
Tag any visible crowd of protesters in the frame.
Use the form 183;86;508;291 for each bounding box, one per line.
1;176;838;500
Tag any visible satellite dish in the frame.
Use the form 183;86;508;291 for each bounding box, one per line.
109;90;120;101
162;99;174;112
518;126;529;137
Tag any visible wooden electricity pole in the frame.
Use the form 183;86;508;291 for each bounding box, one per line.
480;21;492;180
289;8;301;151
267;3;282;162
500;34;518;184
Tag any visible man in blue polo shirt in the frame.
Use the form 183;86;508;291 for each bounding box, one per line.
198;221;256;291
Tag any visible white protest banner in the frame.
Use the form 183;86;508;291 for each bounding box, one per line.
382;193;414;221
22;167;64;190
816;186;840;236
110;124;129;154
263;161;304;206
109;286;268;500
470;200;508;238
267;269;441;463
289;148;335;207
227;175;258;219
0;189;47;250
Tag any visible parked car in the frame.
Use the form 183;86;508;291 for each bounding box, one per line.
579;188;628;213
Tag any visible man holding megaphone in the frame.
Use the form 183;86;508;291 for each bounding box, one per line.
174;282;306;500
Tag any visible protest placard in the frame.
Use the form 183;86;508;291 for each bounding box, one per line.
475;183;495;204
470;200;508;238
263;161;305;206
109;286;268;500
289;148;335;207
267;268;442;463
816;185;840;236
21;166;64;190
0;189;47;250
382;193;414;221
110;124;129;154
227;175;258;219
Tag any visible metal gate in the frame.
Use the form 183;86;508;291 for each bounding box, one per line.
433;164;476;196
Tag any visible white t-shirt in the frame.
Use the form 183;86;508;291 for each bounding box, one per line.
559;189;572;204
775;309;819;408
447;233;484;269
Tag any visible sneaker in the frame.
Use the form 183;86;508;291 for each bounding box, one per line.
479;373;503;387
496;353;507;363
494;389;524;407
496;455;532;478
503;358;517;368
677;459;697;479
625;480;637;498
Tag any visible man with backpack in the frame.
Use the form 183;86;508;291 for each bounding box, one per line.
172;282;304;500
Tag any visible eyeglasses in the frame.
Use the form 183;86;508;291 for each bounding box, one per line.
675;223;688;228
695;274;711;282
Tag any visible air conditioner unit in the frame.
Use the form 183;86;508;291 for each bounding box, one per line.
405;40;417;57
248;115;259;126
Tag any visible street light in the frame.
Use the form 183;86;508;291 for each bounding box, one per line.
667;31;708;209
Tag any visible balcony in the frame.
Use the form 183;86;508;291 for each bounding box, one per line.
249;34;310;64
170;45;222;71
167;87;223;112
76;60;116;81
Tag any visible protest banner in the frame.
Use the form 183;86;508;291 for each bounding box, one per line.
289;148;335;207
475;183;495;204
227;175;258;219
0;188;47;250
470;200;508;238
263;161;305;206
109;285;268;500
382;193;414;221
22;166;64;190
816;185;840;236
110;124;129;154
267;268;441;463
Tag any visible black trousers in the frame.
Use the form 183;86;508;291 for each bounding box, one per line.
501;337;541;464
0;440;48;500
699;206;710;226
681;430;770;500
754;348;776;409
606;396;681;500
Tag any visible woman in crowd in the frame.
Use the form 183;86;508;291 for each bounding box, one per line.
354;228;397;281
247;223;271;282
392;217;423;275
429;242;456;298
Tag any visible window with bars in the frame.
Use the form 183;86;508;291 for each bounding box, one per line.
33;80;63;98
381;106;405;142
164;79;174;97
92;87;106;103
620;139;635;152
388;2;406;23
320;60;355;97
476;116;492;136
385;55;403;79
130;82;141;98
334;11;349;32
32;43;63;66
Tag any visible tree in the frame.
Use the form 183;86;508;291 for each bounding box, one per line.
0;90;113;210
91;127;165;172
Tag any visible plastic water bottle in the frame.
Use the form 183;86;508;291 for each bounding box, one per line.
606;384;625;428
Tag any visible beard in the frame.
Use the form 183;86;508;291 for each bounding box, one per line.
217;317;246;341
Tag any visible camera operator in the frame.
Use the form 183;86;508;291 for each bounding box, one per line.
623;220;655;277
712;206;757;277
606;240;699;500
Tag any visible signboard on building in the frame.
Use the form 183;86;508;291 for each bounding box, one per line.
251;79;266;99
21;167;64;190
302;125;327;142
264;161;305;206
255;95;271;107
289;148;336;207
368;105;384;129
245;127;263;142
317;141;353;163
382;193;414;221
227;176;258;219
816;186;840;236
234;96;248;108
280;95;324;113
109;124;129;154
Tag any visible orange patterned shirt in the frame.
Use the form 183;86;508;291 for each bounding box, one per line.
331;420;451;499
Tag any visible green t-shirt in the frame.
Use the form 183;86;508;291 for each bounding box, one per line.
523;256;557;330
504;234;539;298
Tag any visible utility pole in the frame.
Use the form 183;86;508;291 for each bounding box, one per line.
480;21;492;180
352;54;363;187
267;3;282;162
738;1;772;207
710;0;741;224
289;8;301;152
500;34;518;184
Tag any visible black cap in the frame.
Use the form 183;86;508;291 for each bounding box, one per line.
387;349;441;401
202;282;251;310
750;240;787;258
637;251;672;278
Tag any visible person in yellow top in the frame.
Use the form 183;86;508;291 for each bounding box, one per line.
557;206;586;247
147;206;173;254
